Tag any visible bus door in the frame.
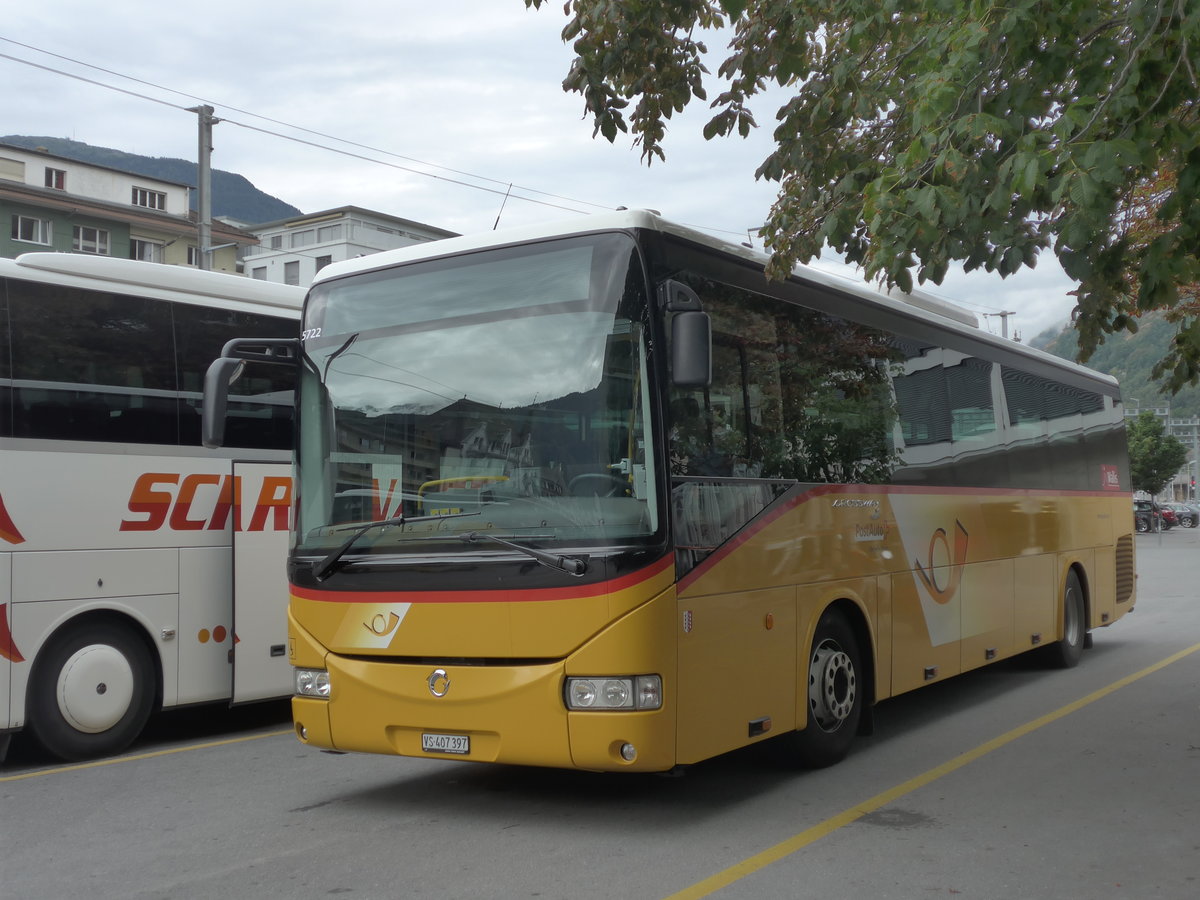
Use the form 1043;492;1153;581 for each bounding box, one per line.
231;460;292;703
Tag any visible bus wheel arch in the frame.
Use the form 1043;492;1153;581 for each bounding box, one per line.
1044;565;1088;669
25;612;160;761
791;600;872;768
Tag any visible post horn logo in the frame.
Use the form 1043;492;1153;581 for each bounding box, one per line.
363;611;401;638
428;668;451;698
914;520;969;604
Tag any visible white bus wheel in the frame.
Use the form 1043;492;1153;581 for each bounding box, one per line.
26;621;156;761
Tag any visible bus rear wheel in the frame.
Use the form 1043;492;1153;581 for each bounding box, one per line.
26;620;156;761
792;608;863;768
1043;570;1086;669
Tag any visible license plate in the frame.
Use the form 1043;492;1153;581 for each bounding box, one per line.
421;732;470;755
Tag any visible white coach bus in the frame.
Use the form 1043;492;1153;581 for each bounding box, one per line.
0;253;303;761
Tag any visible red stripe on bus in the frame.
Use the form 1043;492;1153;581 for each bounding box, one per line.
292;555;674;604
0;603;26;663
0;494;25;545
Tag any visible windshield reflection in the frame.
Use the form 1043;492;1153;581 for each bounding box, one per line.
294;234;660;556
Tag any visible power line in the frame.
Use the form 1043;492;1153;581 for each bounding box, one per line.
0;36;768;242
220;117;590;215
0;49;188;114
0;38;607;216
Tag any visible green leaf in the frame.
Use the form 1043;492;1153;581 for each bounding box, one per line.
1068;172;1098;208
913;185;939;223
1016;153;1040;198
703;111;731;140
599;114;619;143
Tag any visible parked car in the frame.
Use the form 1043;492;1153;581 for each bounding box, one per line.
1162;502;1200;528
1134;499;1173;532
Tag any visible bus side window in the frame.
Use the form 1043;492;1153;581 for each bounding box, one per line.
0;385;10;439
174;304;296;449
9;281;176;444
109;400;180;445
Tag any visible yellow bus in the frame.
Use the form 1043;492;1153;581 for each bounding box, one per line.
204;210;1134;771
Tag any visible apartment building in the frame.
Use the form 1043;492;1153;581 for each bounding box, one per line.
243;206;456;286
0;142;256;272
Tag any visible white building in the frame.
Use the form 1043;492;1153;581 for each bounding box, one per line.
242;206;457;286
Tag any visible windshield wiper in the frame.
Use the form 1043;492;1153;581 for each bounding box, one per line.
311;512;478;581
459;531;588;576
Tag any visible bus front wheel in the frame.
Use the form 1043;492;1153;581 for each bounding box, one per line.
25;620;156;761
792;608;863;768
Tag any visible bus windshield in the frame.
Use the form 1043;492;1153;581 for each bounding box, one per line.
293;232;660;558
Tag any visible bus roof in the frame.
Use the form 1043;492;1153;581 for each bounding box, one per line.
310;210;977;319
4;252;305;315
309;209;1114;388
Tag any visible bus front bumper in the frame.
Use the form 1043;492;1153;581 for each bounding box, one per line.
292;653;677;772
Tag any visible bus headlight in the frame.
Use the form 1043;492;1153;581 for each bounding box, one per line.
564;675;661;710
294;668;331;698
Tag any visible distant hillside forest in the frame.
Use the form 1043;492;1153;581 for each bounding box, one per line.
1034;313;1200;418
2;135;301;224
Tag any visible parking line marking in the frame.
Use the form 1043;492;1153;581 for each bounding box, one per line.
662;641;1200;900
0;728;293;782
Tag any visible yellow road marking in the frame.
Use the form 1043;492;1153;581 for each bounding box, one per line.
0;728;293;782
664;642;1200;900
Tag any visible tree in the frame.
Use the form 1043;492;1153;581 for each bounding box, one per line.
526;1;1200;387
1127;410;1188;496
1115;164;1200;386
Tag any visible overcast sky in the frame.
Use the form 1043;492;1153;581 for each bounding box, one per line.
2;1;1077;341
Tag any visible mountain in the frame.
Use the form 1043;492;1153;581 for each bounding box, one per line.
1;135;302;224
1036;312;1200;418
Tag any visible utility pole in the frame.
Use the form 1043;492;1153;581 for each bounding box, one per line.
188;105;220;270
983;310;1017;339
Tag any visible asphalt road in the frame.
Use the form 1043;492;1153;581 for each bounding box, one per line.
3;530;1198;900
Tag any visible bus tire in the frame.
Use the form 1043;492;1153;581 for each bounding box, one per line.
1043;570;1086;669
25;620;156;761
792;607;863;768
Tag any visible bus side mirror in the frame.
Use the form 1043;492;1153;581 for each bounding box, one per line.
202;357;245;448
658;279;711;388
671;311;711;388
202;337;300;449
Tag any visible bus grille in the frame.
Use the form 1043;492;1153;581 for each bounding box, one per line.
1115;534;1135;604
